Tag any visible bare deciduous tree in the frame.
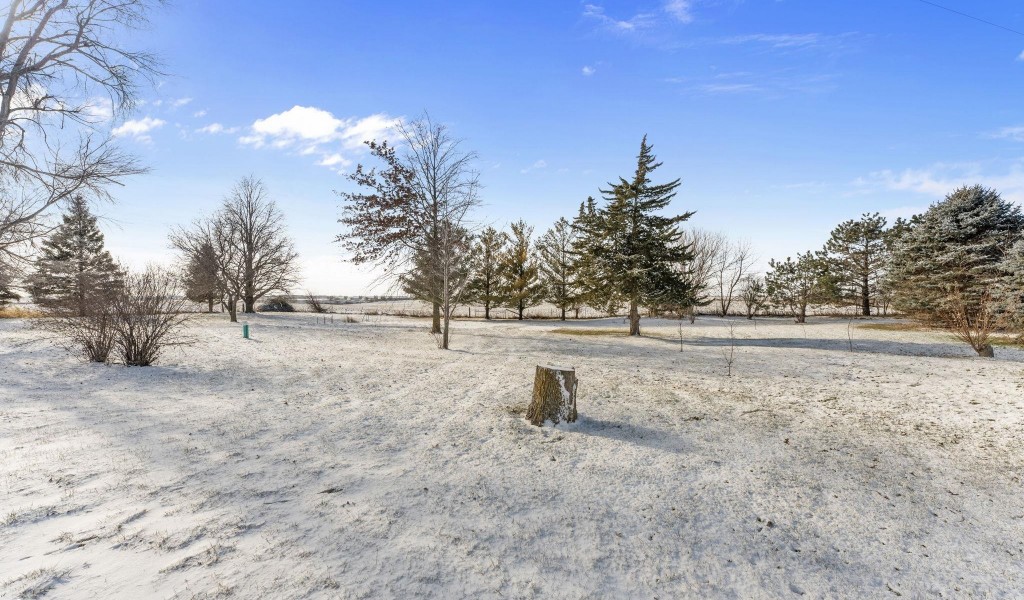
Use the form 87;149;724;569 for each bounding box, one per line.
946;287;1001;357
739;274;767;319
715;239;755;316
219;177;299;314
337;114;480;350
678;229;725;322
0;0;160;263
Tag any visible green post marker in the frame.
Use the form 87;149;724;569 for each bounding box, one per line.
242;323;250;339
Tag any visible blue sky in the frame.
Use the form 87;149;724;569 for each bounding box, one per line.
101;0;1024;294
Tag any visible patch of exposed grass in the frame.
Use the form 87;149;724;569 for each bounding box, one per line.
855;322;925;332
989;335;1024;348
550;328;628;337
0;306;43;319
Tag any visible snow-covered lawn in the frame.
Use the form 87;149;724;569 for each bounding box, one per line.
1;314;1022;598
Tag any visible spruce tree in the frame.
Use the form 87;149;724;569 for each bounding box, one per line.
181;240;222;312
29;196;121;316
570;197;617;315
499;220;545;320
537;217;579;320
0;264;19;306
823;212;888;316
889;185;1023;320
464;226;507;319
580;136;694;335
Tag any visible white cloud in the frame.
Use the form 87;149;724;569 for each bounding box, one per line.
82;97;114;123
240;106;401;172
665;0;693;23
1018;49;1024;61
111;116;165;141
990;125;1024;141
721;33;824;49
582;65;596;76
171;97;193;108
196;122;238;135
857;160;1024;205
520;159;548;174
193;109;207;118
583;4;655;32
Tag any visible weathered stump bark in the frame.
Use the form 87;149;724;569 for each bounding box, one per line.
526;365;578;426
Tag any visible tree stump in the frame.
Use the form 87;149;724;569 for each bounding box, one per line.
526;365;578;426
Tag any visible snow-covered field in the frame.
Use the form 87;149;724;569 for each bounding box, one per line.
1;314;1022;599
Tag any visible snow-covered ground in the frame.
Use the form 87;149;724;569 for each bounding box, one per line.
1;314;1022;598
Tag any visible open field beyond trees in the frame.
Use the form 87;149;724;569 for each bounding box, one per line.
2;315;1022;598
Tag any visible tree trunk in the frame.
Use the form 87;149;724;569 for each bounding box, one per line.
227;297;238;323
526;365;578;426
862;274;870;316
560;307;566;321
243;296;255;313
431;302;441;333
629;301;641;336
574;307;580;319
208;297;214;313
484;301;490;320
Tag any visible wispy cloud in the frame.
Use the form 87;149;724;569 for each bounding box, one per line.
856;159;1024;205
1017;49;1024;61
239;106;401;172
111;116;165;142
520;159;548;174
671;69;837;97
583;4;656;33
720;33;826;49
582;65;596;76
196;122;238;135
989;125;1024;141
664;0;694;23
171;97;193;108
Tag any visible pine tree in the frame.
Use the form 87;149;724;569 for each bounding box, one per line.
181;240;222;312
579;136;694;335
464;226;507;319
499;220;545;320
823;213;888;316
0;263;19;306
29;196;121;316
537;217;579;320
889;185;1023;321
765;252;833;323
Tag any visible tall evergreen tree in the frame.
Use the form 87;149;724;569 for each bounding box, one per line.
579;136;694;335
889;185;1023;321
0;263;18;306
570;197;617;315
464;226;507;319
181;240;222;313
823;212;889;316
537;217;579;320
29;196;121;316
499;220;545;320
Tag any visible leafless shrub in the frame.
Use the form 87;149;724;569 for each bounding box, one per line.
344;315;358;323
946;288;1002;357
40;298;117;363
109;267;192;366
722;322;737;376
306;291;328;313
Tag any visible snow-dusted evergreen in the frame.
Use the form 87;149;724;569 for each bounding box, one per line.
822;212;889;316
889;185;1022;321
536;217;580;320
29;196;121;316
464;226;507;319
574;137;694;335
498;220;545;320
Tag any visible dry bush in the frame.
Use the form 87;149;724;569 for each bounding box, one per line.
109;267;192;366
40;299;117;363
306;291;328;313
945;289;1002;357
0;306;44;319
